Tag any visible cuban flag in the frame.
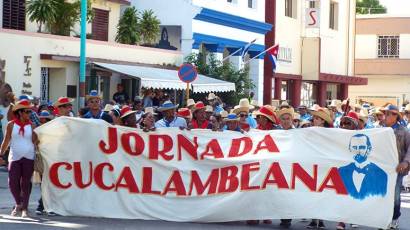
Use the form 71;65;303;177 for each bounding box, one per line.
267;44;279;71
241;38;257;61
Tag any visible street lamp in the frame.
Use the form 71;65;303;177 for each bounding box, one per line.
79;0;87;107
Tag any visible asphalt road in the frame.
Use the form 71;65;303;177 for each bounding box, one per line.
1;167;409;230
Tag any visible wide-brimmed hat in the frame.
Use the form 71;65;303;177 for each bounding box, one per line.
12;99;32;112
120;106;137;119
205;105;214;113
309;104;320;111
380;104;402;119
277;107;295;119
328;100;342;113
279;101;291;109
224;113;239;122
293;113;301;121
341;111;359;127
187;99;195;108
38;110;53;119
233;98;254;114
103;104;114;112
254;105;279;124
358;109;369;123
311;107;333;125
53;97;74;107
250;100;262;108
177;108;192;119
300;120;312;128
193;101;206;112
158;100;179;112
86;90;102;101
207;93;216;101
370;107;383;116
220;110;228;118
144;107;157;115
405;104;410;112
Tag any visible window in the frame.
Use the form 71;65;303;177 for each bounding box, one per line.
309;0;317;8
329;1;339;30
2;0;26;30
378;36;400;58
285;0;297;18
278;47;292;63
248;0;256;9
92;8;109;41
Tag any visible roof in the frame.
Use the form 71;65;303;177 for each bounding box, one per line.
93;62;236;93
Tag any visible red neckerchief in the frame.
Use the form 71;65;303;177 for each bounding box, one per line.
240;122;250;131
13;119;32;136
257;122;275;130
192;119;209;129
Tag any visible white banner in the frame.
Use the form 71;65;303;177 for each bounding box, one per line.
36;118;398;228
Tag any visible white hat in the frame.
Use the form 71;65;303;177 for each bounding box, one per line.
232;98;254;114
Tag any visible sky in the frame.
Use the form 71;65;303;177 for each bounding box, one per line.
379;0;410;15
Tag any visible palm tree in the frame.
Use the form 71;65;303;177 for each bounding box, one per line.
116;7;140;45
26;0;57;32
139;9;161;46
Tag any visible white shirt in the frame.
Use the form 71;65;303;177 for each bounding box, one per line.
0;105;9;136
352;161;370;192
9;123;35;162
155;117;187;128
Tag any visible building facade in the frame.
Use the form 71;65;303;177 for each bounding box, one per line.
264;0;367;107
349;14;410;106
134;0;272;103
0;0;182;108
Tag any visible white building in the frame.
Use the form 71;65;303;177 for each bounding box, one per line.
268;0;366;107
133;0;272;103
349;14;410;106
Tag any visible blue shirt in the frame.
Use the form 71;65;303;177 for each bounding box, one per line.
83;110;112;123
300;113;312;121
155;117;187;128
246;116;257;129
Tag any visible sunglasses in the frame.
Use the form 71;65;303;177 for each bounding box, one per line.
239;113;248;117
59;104;72;108
22;109;31;114
88;100;100;104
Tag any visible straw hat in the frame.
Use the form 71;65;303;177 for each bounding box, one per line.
341;111;360;127
187;99;195;108
12;99;32;112
405;104;410;112
310;107;333;125
233;98;254;114
309;104;320;111
279;101;291;109
120;106;137;119
144;107;157;115
358;109;368;123
293;113;301;121
220;110;228;118
224;113;239;121
300;120;312;128
86;90;102;101
205;105;214;113
177;108;192;119
277;107;295;119
328;100;342;113
250;100;262;108
207;93;216;100
158;101;179;112
103;104;114;112
53;97;74;107
370;107;383;116
254;105;279;124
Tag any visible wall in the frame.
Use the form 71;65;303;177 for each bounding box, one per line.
355;35;378;59
48;68;67;102
0;29;182;97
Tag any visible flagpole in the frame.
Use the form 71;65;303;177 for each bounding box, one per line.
243;44;277;65
221;48;242;62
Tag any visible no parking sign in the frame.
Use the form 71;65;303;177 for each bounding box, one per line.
178;63;198;83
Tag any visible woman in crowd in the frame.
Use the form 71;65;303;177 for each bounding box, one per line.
0;99;38;217
120;106;138;128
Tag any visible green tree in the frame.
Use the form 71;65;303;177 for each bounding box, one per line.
139;9;161;45
356;0;387;14
116;7;140;44
26;0;57;32
185;53;253;106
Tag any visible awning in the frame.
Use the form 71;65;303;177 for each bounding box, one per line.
93;62;235;93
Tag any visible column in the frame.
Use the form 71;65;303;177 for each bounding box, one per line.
227;48;242;71
249;58;264;104
204;44;224;63
316;81;327;107
274;77;282;100
291;79;302;108
339;83;349;100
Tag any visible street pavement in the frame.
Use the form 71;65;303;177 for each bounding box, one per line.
1;167;409;230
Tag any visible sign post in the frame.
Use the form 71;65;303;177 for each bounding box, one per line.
178;63;198;105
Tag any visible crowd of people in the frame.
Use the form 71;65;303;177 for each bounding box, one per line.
0;85;409;230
